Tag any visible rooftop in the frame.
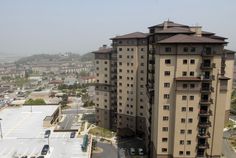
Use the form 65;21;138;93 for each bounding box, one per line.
158;34;227;44
111;32;148;40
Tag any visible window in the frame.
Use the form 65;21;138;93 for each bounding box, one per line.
96;61;99;64
190;59;195;64
164;94;170;99
165;47;171;52
104;68;107;71
183;84;188;89
180;130;185;134
180;140;184;145
186;151;191;155
187;130;192;134
165;59;171;64
164;83;170;88
191;47;196;52
119;69;122;72
190;84;195;89
141;48;144;51
140;113;143;116
190;96;194;100
119;62;122;66
183;47;188;52
181;118;185;123
162;148;167;152
162;138;168;142
162;127;168;131
163;105;170;110
164;71;170;76
182;107;186;112
141;55;144;59
119;48;122;51
182;71;187;76
183;59;188;64
188;118;193;123
127;48;130;51
179;151;184;155
190;71;194;76
141;63;144;66
187;141;191;145
189;107;193;112
163;116;169;121
140;106;144;109
182;96;187;100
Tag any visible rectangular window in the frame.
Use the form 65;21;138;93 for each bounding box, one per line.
164;94;170;99
182;96;187;100
182;107;186;112
187;130;192;134
163;105;170;110
190;96;194;100
183;59;188;64
162;127;168;131
180;130;185;134
190;71;194;76
119;48;122;51
182;71;187;76
189;107;193;112
190;59;195;64
163;116;169;121
179;151;184;155
162;148;167;152
165;47;171;52
162;138;168;142
187;141;191;145
164;83;170;88
191;47;196;52
188;118;193;123
180;140;184;145
181;118;185;123
165;59;171;64
186;151;191;155
183;84;188;89
183;47;188;52
190;84;195;88
164;71;170;76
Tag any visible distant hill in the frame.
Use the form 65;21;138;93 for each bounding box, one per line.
79;52;94;62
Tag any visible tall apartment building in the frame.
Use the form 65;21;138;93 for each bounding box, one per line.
93;21;235;158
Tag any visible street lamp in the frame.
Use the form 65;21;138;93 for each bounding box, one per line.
0;118;3;139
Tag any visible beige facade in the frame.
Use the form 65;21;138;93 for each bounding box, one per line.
93;21;235;158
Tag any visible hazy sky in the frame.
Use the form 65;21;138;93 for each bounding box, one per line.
0;0;235;55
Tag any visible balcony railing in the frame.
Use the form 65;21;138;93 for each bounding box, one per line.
199;109;212;116
197;142;209;149
198;121;211;127
201;63;215;69
201;86;214;93
198;132;211;138
199;98;213;105
201;75;215;81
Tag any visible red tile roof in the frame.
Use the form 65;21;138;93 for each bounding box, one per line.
158;34;227;44
111;32;148;39
149;21;189;28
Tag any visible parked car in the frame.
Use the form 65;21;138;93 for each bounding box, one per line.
70;131;76;138
37;156;44;158
130;148;135;155
41;145;49;155
138;148;144;155
44;130;51;138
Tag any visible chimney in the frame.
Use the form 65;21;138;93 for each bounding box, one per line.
163;21;168;30
190;26;202;37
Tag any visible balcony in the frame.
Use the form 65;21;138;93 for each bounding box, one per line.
201;86;214;93
201;75;215;81
200;63;215;69
198;121;211;128
197;142;209;149
199;109;212;116
148;69;155;74
149;59;155;65
199;98;213;105
198;132;211;138
201;51;214;57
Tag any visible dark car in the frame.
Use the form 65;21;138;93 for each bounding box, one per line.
44;130;51;138
70;131;76;138
41;145;49;155
37;156;44;158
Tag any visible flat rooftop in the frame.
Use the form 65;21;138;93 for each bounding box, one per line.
0;106;89;158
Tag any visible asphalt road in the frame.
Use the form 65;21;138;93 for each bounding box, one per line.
62;108;95;115
92;142;117;158
59;114;76;130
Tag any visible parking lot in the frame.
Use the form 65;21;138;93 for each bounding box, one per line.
0;106;89;158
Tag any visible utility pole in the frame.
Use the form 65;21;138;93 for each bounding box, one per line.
0;118;3;139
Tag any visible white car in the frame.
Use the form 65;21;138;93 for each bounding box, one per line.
138;148;144;155
130;148;135;155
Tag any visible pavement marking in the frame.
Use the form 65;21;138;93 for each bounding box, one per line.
4;112;32;137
